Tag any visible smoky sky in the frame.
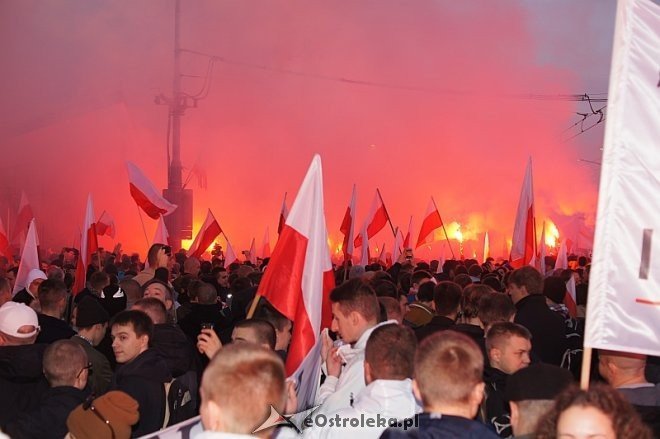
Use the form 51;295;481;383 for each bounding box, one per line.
0;0;616;258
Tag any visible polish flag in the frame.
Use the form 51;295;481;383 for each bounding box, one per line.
554;238;577;317
359;222;370;266
483;231;490;262
403;216;414;250
354;190;389;248
96;211;116;239
339;185;357;263
152;215;170;247
126;161;177;219
224;239;239;266
538;222;547;275
0;217;11;260
11;219;40;296
277;193;289;236
416;198;444;249
12;191;34;242
378;242;387;265
257;155;334;409
262;227;271;259
392;227;404;262
72;194;98;295
187;209;222;259
249;238;257;265
510;158;536;268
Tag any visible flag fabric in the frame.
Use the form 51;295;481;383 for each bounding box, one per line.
555;238;577;317
378;243;386;265
339;185;357;263
392;228;404;262
224;239;238;266
262;228;271;259
555;238;568;271
585;0;660;357
12;219;40;296
354;190;389;248
152;215;170;246
359;222;370;266
403;216;414;250
277;193;289;235
538;222;547;275
187;209;222;259
257;155;334;410
416;198;444;249
72;194;98;295
12;191;34;243
96;210;116;239
437;243;447;274
248;238;257;265
483;231;490;262
510;158;536;268
126;161;177;219
0;217;11;260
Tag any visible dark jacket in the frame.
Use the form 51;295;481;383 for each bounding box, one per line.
36;313;76;344
453;323;487;362
70;335;113;396
111;349;171;437
179;302;233;345
12;288;35;306
4;386;88;439
152;323;198;378
483;366;512;438
514;294;566;366
414;315;455;341
0;344;49;429
381;412;499;438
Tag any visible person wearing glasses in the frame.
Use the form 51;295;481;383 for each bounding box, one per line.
133;244;172;287
4;339;90;439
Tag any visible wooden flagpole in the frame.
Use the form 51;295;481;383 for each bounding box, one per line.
377;188;397;239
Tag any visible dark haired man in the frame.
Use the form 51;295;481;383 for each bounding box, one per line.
36;279;76;343
133;243;172;286
414;281;461;341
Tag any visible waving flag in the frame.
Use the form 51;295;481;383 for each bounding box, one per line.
510;158;536;268
392;227;404;262
224;239;238;266
96;211;116;239
416;197;444;249
12;191;34;243
538;222;547;275
187;209;222;259
72;194;98;295
152;215;170;246
277;193;289;236
257;155;334;409
12;219;40;296
403;216;414;250
339;185;357;263
354;190;390;248
126;161;177;219
262;227;271;259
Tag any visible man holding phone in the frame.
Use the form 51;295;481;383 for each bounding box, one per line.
133;244;172;286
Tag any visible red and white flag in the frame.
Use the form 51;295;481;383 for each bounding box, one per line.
277;193;289;236
403;216;414;250
555;238;577;317
483;231;490;262
126;161;177;219
152;215;170;247
262;227;271;259
538;222;547;275
248;238;257;265
392;227;404;262
510;158;536;268
354;190;389;248
224;239;238;266
416;198;444;249
12;219;40;296
187;209;222;259
72;194;98;295
339;185;357;263
12;191;34;243
96;211;116;239
0;217;11;260
359;222;370;266
378;242;387;265
257;155;334;409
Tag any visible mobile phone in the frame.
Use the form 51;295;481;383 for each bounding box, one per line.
200;322;214;330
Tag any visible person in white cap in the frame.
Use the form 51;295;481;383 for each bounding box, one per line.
13;268;47;307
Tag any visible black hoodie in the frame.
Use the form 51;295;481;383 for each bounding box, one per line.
111;349;171;437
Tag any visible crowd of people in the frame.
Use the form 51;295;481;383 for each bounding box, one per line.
0;243;658;438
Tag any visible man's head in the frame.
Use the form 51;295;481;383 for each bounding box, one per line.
364;324;416;384
505;363;574;437
232;319;276;350
38;279;68;317
410;270;433;295
486;322;532;374
196;282;218;305
119;278;142;309
0;277;11;306
543;276;567;305
378;296;404;324
216;268;230;288
416;282;435;305
132;297;168;325
253;303;293;351
200;344;286;435
507;266;543;303
110;310;153;364
43;339;89;390
89;271;110;294
75;296;110;345
142;279;174;311
414;331;485;417
26;268;47;295
0;301;40;345
183;256;201;277
147;243;172;269
433;281;462;319
460;284;493;322
329;278;380;344
598;350;647;388
478;292;515;332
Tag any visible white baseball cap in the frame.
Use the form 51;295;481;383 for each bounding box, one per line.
0;302;40;338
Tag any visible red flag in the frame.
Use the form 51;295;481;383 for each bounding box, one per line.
258;155;334;409
96;210;116;239
262;227;271;259
416;197;444;249
354;189;389;247
73;194;98;295
339;185;357;263
0;217;11;261
510;158;536;268
126;161;177;219
12;191;34;243
187;209;222;259
277;193;289;235
538;222;547;275
12;219;40;296
403;216;414;249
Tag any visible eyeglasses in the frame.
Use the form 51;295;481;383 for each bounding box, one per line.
83;395;116;439
77;362;93;379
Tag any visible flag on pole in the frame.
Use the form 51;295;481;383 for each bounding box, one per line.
359;222;370;266
339;185;357;263
0;217;11;260
377;242;387;265
187;209;222;259
403;216;414;250
354;190;389;248
510;158;536;268
277;193;289;236
126;161;177;219
248;238;257;265
416;198;444;249
152;215;170;246
12;191;34;243
392;228;404;262
224;239;238;266
538;222;547;275
262;227;271;259
12;219;40;296
257;154;334;409
555;238;577;317
483;231;490;262
96;211;116;239
72;194;98;295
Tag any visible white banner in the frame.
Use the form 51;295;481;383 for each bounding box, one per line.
137;417;202;439
585;0;660;355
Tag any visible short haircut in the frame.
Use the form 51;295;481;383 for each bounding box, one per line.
415;331;484;406
132;298;168;325
478;292;515;328
47;266;65;282
378;297;403;323
201;344;286;434
110;310;153;342
183;257;200;274
37;279;67;311
329;278;379;323
142;279;173;301
372;279;399;299
253;302;290;332
485;321;532;352
417;282;435;302
365;324;416;380
43;339;88;387
543;276;567;304
120;279;142;306
89;271;110;292
453;273;473;289
461;284;494;319
196;282;218;305
411;270;432;286
234;319;276;350
508;266;543;295
433;281;462;317
147;243;166;266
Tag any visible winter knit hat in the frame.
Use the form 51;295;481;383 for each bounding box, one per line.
67;391;139;439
